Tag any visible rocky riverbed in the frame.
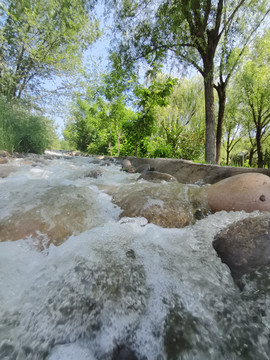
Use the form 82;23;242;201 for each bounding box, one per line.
0;150;270;359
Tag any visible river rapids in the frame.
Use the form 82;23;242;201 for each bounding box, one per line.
0;152;269;360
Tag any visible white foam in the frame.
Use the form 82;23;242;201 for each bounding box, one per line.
0;153;269;359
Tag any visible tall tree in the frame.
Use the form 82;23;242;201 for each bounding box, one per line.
0;0;100;101
156;77;205;159
236;30;270;168
214;2;270;164
222;92;243;165
110;0;269;163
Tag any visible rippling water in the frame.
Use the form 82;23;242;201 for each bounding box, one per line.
0;152;269;360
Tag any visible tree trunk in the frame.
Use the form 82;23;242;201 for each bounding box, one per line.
204;70;216;164
249;148;255;167
215;82;226;164
226;132;230;165
117;132;120;156
256;126;263;168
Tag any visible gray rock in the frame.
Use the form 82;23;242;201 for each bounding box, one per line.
138;170;177;182
135;164;151;174
84;169;103;179
112;345;138;360
213;214;270;282
121;166;135;173
116;157;270;184
122;159;132;168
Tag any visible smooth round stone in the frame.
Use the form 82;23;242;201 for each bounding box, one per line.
207;173;270;213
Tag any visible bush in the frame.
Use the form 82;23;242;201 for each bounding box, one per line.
0;97;57;153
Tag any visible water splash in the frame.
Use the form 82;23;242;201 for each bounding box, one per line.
0;152;269;359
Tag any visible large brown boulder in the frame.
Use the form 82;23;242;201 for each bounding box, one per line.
207;173;270;213
213;214;270;282
112;182;209;228
0;185;111;249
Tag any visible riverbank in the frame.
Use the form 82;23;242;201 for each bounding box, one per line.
118;156;270;184
1;150;270;185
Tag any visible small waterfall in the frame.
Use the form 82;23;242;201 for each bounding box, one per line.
0;152;269;360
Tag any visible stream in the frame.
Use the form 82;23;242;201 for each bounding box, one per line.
0;151;269;360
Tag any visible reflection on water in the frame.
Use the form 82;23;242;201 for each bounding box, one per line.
0;151;269;360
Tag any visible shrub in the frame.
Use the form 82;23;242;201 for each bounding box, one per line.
0;97;57;153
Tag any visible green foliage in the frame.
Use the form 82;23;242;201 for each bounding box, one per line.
234;29;270;167
111;0;270;163
0;0;100;101
0;97;58;153
124;76;176;156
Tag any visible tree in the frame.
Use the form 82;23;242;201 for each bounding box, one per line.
0;96;58;153
222;93;243;165
214;2;270;164
64;92;106;153
0;0;100;101
102;53;136;155
124;76;176;156
110;0;269;163
155;76;205;159
236;30;270;168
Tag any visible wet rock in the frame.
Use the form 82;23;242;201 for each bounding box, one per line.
135;164;151;174
85;168;103;179
0;157;8;164
0;166;17;178
121;166;135;173
112;345;138;360
100;160;111;166
121;159;135;173
0;186;109;248
122;157;270;184
90;158;102;164
164;305;197;358
112;183;209;228
138;171;177;183
207;173;270;213
213;214;270;281
0;150;10;157
122;159;132;168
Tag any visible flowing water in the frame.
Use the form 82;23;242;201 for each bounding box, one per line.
0;152;269;360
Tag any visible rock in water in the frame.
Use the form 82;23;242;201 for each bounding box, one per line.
213;214;270;281
112;182;209;228
122;159;132;168
138;171;177;183
207;173;270;213
135;164;151;174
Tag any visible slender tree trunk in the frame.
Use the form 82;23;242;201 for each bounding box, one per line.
117;132;120;156
109;120;112;156
249;148;255;167
226;150;230;165
226;132;230;165
256;126;263;168
204;68;216;164
215;82;226;164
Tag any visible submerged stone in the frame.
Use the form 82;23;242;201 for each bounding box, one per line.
112;182;209;228
0;185;110;248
